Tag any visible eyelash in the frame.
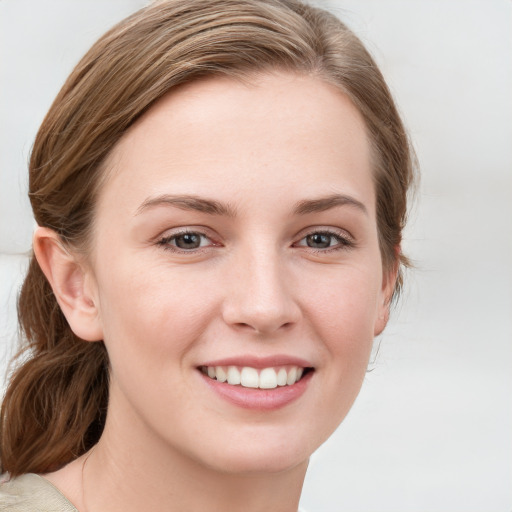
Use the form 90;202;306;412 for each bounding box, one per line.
293;229;355;253
156;229;216;253
156;228;355;254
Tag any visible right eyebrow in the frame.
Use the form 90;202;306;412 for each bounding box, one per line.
293;193;368;216
135;194;237;217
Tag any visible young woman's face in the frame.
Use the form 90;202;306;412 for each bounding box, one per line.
87;72;394;473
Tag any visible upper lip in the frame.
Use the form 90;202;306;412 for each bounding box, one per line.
200;355;314;369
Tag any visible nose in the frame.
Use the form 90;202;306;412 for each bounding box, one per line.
221;247;301;335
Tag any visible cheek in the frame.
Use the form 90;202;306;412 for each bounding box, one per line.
95;259;219;371
300;262;382;352
291;263;382;444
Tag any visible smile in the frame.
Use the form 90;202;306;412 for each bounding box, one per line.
200;365;308;389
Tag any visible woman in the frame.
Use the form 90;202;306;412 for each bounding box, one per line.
0;0;415;510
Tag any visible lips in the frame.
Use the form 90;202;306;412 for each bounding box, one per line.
198;356;314;410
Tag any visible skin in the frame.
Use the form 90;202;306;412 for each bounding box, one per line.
36;72;396;512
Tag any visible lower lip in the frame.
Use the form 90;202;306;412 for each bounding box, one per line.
200;371;313;411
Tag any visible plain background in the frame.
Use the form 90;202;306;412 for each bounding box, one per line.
1;1;511;511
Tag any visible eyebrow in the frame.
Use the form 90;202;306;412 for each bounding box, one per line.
136;192;367;217
293;194;368;216
136;194;237;217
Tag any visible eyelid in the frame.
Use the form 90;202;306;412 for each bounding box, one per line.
153;225;355;254
293;226;356;251
155;226;220;253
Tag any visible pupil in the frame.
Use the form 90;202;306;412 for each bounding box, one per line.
307;233;330;248
176;233;200;249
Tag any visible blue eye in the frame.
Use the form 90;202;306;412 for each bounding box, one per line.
305;233;336;249
295;230;354;251
158;231;212;251
173;233;203;249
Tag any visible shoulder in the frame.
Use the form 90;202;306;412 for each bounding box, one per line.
0;473;78;512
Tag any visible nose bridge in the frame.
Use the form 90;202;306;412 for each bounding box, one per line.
222;242;299;334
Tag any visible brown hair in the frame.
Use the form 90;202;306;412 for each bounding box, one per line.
0;0;415;476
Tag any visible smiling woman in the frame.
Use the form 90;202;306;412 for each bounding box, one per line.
0;1;415;511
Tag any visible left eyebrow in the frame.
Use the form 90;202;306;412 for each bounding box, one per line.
293;193;368;216
135;194;237;217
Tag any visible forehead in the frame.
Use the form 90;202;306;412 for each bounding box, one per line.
99;71;374;216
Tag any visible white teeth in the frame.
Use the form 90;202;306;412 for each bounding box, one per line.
216;366;227;383
259;368;277;389
286;367;297;385
204;365;307;389
276;368;287;386
227;366;241;385
240;367;259;388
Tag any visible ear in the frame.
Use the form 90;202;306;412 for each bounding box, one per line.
373;249;400;337
33;226;103;342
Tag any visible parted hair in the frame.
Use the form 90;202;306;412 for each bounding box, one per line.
0;0;415;476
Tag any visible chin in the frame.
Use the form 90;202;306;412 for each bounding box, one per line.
186;425;321;475
202;448;310;475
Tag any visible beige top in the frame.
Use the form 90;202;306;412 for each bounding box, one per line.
0;473;309;511
0;473;77;512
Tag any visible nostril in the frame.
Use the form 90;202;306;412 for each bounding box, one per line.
233;322;254;330
233;320;295;335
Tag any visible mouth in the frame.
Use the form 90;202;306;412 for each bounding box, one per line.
199;365;314;390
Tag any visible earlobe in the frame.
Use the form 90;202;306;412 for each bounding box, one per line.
374;253;400;336
33;226;103;342
374;305;390;337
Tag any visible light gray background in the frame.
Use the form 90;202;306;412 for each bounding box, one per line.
1;1;511;511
